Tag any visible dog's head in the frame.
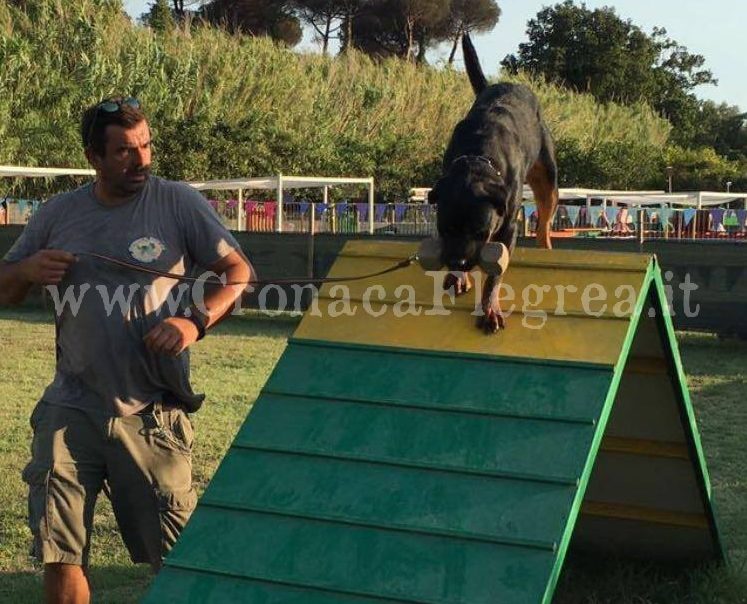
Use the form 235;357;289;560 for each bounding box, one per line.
428;157;509;271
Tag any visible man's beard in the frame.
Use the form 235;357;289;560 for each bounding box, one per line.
117;166;151;195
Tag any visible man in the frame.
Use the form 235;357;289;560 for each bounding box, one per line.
0;97;254;603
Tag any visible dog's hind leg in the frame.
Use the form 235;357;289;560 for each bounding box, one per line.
529;175;558;249
527;138;559;250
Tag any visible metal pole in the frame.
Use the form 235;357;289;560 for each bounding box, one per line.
692;192;702;239
368;178;375;235
602;198;607;231
638;208;644;244
585;195;591;228
276;174;284;233
676;209;682;239
326;186;335;234
237;188;244;231
307;200;315;278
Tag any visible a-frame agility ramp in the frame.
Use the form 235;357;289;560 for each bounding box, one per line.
144;241;723;604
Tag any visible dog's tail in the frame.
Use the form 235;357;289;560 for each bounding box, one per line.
462;33;487;96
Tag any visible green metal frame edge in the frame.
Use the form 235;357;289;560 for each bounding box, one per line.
649;261;726;563
540;258;657;604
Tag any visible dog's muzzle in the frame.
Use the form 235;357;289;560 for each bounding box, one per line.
417;238;510;276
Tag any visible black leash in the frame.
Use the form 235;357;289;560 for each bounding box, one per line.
76;251;419;287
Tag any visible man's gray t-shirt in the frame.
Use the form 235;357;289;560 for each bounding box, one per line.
4;176;241;416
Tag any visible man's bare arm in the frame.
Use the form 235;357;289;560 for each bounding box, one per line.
197;249;255;329
143;250;254;356
0;250;76;306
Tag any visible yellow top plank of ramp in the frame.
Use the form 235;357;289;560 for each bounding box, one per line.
295;241;653;366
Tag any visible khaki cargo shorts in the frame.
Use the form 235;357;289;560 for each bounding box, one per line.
22;400;197;568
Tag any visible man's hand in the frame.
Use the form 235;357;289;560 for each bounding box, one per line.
143;317;200;357
19;250;76;285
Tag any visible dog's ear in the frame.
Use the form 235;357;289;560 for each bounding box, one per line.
479;176;511;214
479;175;505;201
489;178;524;218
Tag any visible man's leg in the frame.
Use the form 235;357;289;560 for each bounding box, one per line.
107;403;197;570
44;564;89;604
23;402;105;604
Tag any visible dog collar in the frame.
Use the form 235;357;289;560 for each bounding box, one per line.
450;154;501;177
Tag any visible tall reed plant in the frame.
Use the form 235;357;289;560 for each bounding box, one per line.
0;0;674;197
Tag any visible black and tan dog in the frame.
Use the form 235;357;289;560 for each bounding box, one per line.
428;33;559;333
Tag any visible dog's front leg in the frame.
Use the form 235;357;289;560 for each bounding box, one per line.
477;223;517;333
443;271;473;296
477;274;505;333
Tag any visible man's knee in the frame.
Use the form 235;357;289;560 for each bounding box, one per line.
45;562;87;576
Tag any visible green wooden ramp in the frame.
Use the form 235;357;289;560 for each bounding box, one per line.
143;242;723;604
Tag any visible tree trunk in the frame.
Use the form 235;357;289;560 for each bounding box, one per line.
416;32;427;64
448;33;460;65
323;15;332;54
343;11;354;52
405;17;415;61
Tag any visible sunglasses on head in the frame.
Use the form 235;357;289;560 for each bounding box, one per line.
97;97;141;113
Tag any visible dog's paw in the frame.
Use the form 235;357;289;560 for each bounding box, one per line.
477;305;505;334
443;272;473;296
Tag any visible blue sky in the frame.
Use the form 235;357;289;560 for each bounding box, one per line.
123;0;747;109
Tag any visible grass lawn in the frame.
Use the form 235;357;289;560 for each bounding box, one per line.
0;307;745;603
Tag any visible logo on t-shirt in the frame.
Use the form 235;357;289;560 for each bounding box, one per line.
129;237;166;263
